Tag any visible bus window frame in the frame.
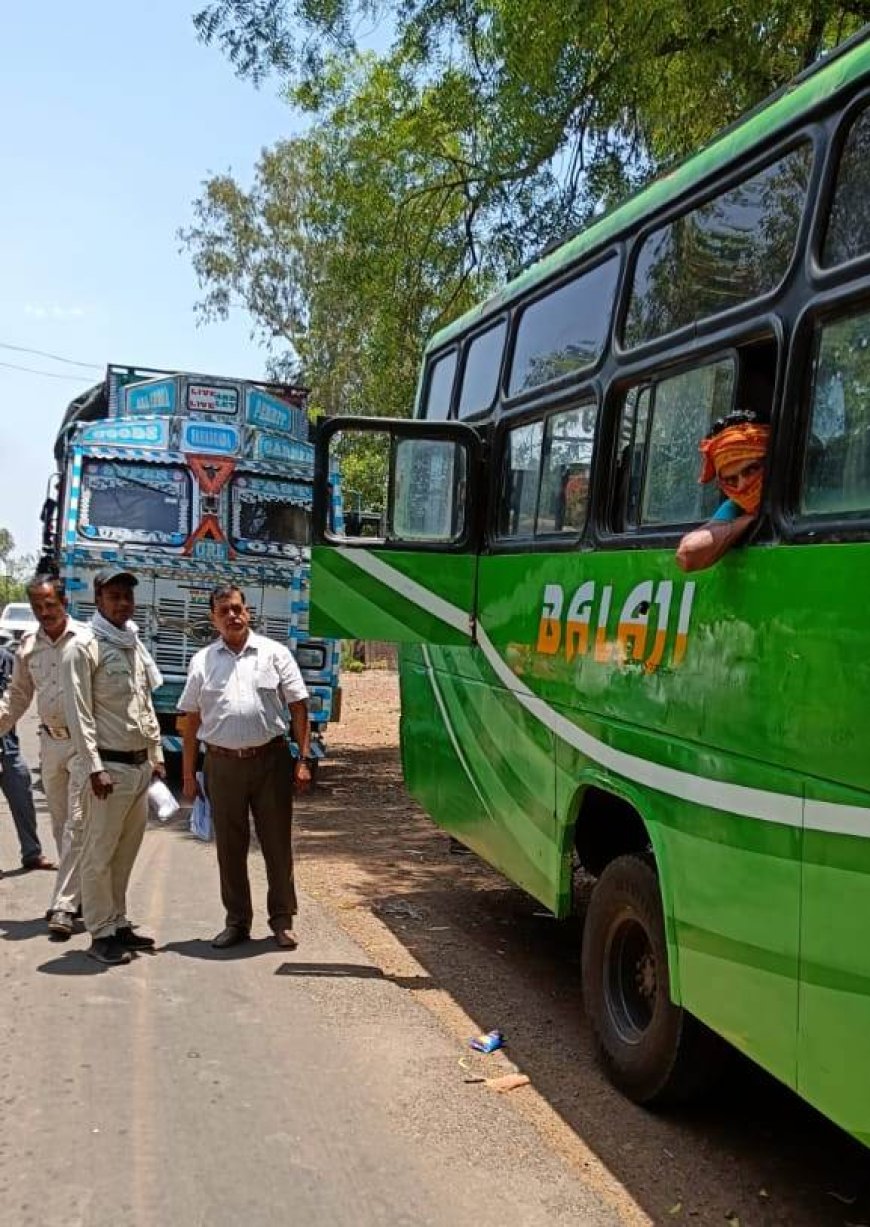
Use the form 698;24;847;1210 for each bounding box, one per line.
454;314;509;422
615;134;817;363
808;89;870;286
487;395;600;555
313;416;486;554
418;344;460;422
595;341;772;549
501;247;622;410
777;291;870;544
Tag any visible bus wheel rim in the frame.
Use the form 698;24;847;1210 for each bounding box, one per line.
603;911;657;1046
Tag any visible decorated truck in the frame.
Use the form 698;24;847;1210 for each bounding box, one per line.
41;363;341;764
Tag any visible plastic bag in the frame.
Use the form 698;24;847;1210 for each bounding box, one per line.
148;777;180;822
189;772;213;841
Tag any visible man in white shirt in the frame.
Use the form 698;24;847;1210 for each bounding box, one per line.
0;574;91;938
178;583;311;951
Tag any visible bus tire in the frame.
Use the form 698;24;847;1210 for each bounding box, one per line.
581;853;724;1107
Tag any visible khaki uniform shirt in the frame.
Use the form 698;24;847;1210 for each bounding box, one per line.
63;631;164;775
0;618;90;737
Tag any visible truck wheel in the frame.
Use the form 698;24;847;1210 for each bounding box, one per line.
581;854;724;1106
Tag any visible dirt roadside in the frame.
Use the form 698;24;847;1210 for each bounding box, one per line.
293;671;870;1227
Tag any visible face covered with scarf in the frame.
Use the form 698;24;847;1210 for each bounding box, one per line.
698;422;771;515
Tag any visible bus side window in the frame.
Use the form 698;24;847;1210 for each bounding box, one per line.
538;405;595;536
614;359;735;531
497;408;596;540
497;421;543;538
421;350;458;420
801;308;870;517
822;103;870;268
615;385;652;529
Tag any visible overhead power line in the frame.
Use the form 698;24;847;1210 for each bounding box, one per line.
0;359;96;383
0;341;102;370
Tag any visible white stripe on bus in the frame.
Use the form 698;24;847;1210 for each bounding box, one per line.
339;549;870;837
335;548;473;637
421;643;495;823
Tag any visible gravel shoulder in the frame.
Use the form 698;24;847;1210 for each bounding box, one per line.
294;670;870;1227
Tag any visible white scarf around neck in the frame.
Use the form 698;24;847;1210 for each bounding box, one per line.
91;610;163;691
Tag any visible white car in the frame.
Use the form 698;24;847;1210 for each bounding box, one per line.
0;602;38;646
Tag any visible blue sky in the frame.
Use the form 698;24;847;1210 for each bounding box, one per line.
0;2;301;558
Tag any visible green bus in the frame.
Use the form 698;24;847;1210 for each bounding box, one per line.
311;27;870;1144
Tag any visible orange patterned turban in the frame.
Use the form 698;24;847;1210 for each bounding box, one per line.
698;421;770;514
698;423;770;484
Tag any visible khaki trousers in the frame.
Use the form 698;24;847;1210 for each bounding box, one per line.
39;733;87;915
204;740;296;933
80;761;151;940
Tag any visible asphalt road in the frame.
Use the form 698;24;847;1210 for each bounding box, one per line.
0;712;620;1227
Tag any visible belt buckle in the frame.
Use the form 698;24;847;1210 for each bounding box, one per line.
44;725;70;740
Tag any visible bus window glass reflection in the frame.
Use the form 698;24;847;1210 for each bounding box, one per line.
803;309;870;515
823;105;870;267
422;351;457;420
497;421;543;537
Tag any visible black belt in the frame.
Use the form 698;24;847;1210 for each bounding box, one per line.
206;735;284;760
99;749;149;766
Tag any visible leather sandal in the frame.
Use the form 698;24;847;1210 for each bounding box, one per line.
23;855;57;872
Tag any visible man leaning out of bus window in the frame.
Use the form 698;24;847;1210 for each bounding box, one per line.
675;411;771;573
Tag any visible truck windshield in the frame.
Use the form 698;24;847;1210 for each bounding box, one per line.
78;461;191;545
230;475;312;557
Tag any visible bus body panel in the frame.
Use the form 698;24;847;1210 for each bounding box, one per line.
400;643;559;907
312;494;870;1137
311;546;476;645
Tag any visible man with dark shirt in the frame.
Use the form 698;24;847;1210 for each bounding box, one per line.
0;646;54;873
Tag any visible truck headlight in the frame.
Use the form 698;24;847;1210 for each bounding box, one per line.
295;644;326;670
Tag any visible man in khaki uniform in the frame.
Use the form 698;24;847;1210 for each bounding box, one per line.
0;574;90;937
63;568;165;966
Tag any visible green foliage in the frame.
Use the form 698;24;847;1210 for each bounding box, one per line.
0;533;35;605
339;640;367;670
187;2;870;442
195;3;870;210
330;429;388;511
2;579;28;605
182;53;489;430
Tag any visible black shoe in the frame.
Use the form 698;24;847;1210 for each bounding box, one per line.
115;926;155;951
211;926;250;949
48;911;75;940
87;937;132;966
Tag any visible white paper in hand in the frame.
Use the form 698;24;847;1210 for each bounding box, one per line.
148;777;180;822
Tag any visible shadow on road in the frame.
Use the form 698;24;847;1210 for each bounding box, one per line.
274;960;432;991
0;865;55;879
294;743;870;1227
0;915;49;941
162;936;283;961
37;949;109;975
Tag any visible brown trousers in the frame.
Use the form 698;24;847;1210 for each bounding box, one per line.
203;740;297;932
